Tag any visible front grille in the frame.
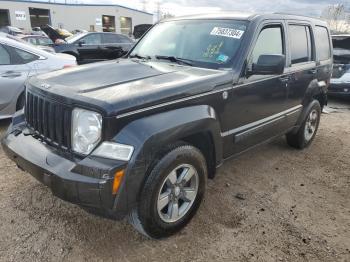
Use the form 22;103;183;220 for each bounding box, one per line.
25;91;72;150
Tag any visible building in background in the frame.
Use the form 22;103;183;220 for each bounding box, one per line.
0;0;153;35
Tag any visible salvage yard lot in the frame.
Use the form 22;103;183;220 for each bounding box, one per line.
0;99;349;262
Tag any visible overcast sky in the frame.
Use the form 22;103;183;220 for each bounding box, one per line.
34;0;350;17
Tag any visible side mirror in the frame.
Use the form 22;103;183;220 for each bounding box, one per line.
251;54;285;75
78;40;85;47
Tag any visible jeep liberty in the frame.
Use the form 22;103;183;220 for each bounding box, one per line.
2;13;332;238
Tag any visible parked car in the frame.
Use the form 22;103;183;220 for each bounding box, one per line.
7;34;56;54
2;13;332;238
21;35;54;47
329;35;350;97
0;26;24;36
0;33;76;119
31;27;48;37
51;32;134;64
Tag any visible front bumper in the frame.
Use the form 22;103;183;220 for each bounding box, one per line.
328;82;350;97
1;122;130;220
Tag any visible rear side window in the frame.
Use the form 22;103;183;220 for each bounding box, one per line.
26;37;37;45
103;34;132;44
14;48;38;63
289;25;313;64
251;26;284;64
38;37;53;46
118;35;132;43
102;34;120;44
5;45;39;64
315;26;331;61
0;44;11;65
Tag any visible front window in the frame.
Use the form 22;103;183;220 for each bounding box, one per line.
130;19;248;69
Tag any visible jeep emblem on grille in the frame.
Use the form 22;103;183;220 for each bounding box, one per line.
41;83;51;89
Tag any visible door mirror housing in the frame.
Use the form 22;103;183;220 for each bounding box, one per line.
251;54;285;75
78;40;85;47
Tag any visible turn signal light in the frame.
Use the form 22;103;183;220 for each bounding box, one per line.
63;64;76;69
112;170;125;195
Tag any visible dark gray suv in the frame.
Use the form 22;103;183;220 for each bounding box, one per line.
2;13;332;238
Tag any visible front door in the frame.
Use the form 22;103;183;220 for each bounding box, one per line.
222;22;291;157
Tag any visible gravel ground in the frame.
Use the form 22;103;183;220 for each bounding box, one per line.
0;99;349;262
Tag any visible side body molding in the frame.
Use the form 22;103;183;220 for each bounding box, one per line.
112;105;223;210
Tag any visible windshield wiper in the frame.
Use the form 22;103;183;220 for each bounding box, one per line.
129;54;151;60
155;55;193;66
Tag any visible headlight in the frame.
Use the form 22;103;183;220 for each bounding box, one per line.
72;108;102;155
92;142;134;161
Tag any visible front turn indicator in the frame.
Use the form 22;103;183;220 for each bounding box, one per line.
112;170;125;195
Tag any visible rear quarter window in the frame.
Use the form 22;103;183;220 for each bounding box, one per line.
315;26;331;61
14;48;39;63
5;45;39;64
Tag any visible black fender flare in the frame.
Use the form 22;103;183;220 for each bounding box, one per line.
302;79;327;107
112;105;222;210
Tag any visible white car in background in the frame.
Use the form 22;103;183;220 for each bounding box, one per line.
0;33;76;120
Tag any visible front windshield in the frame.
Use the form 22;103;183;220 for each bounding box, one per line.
130;19;248;69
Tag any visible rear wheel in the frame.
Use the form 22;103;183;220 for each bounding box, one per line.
286;100;321;149
129;144;207;238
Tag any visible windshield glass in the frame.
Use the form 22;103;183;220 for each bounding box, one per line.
130;19;248;69
332;36;350;64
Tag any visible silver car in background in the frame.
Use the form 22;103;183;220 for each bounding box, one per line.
0;33;77;119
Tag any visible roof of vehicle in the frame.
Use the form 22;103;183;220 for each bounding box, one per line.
164;12;328;26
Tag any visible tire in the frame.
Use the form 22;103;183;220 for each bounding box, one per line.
16;92;25;111
286;100;321;149
129;144;207;239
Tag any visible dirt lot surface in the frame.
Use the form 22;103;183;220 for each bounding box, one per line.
0;99;349;262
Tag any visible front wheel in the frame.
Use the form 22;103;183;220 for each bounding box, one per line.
129;144;207;238
286;100;321;149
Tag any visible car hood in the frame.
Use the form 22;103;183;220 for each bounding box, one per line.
28;59;232;116
41;25;65;42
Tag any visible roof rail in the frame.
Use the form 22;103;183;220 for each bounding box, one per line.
272;12;318;19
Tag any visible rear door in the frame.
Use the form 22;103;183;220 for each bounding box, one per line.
284;22;318;108
101;33;132;59
0;43;32;115
76;33;103;63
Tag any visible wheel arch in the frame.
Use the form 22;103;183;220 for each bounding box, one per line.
302;79;328;109
112;105;223;210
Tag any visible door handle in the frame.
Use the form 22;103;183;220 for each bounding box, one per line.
279;76;290;83
308;69;317;74
1;71;22;78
